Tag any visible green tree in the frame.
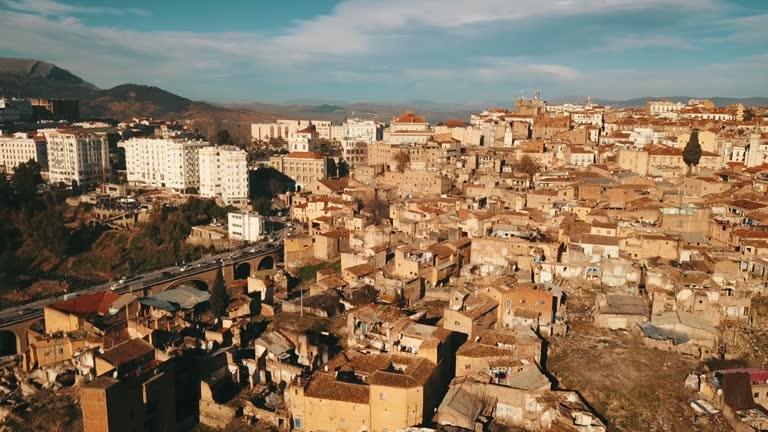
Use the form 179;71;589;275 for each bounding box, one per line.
11;160;43;206
214;129;234;145
683;129;702;174
337;159;350;178
209;267;229;317
251;197;272;216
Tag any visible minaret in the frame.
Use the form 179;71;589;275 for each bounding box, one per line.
746;122;761;168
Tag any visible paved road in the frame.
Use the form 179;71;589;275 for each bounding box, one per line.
0;233;285;327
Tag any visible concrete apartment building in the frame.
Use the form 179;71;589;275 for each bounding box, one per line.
288;126;320;153
341;118;383;167
269;152;328;191
227;211;265;242
30;98;80;121
0;97;33;122
120;138;208;193
251;119;332;142
46;130;109;186
199;145;249;205
0;132;47;173
384;111;432;144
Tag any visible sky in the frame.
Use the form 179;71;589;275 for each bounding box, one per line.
0;0;767;105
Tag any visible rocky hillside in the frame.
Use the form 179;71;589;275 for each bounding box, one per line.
0;57;270;123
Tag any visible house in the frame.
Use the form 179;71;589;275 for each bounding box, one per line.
594;294;650;330
639;310;719;358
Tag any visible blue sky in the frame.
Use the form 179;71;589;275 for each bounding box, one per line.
0;0;767;104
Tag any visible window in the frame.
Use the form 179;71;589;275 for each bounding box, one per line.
379;392;386;400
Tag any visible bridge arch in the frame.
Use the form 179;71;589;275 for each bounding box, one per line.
234;262;251;280
257;255;275;272
163;278;210;291
0;330;19;356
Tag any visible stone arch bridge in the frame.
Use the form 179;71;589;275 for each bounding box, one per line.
0;247;282;355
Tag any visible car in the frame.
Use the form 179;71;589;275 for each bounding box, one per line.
213;258;223;264
118;274;140;284
161;271;173;278
178;265;190;272
110;282;122;290
247;247;257;253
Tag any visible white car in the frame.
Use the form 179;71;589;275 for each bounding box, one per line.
178;265;190;272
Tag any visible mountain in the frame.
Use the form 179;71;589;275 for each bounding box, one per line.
0;57;98;100
0;57;272;126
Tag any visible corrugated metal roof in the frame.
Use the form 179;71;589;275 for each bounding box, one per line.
139;286;210;312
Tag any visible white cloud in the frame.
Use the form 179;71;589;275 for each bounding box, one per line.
595;34;696;52
406;58;581;83
0;0;762;101
1;0;150;16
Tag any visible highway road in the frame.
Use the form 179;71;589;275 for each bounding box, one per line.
0;234;285;327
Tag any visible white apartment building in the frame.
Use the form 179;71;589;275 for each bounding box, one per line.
251;119;332;142
228;211;265;242
384;111;432;145
0;133;47;173
340;118;382;167
288;126;320;153
119;138;208;192
46;131;109;186
647;99;685;116
199;145;249;205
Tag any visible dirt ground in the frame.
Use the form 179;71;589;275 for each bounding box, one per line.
547;321;732;432
5;386;83;432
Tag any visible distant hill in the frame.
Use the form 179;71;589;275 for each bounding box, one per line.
0;57;272;127
551;95;768;108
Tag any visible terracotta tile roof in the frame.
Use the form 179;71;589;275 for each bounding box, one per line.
345;263;376;277
304;372;370;404
99;338;154;367
394;111;427;124
286;151;323;159
48;291;120;317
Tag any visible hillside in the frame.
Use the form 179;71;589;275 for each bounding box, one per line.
0;57;272;124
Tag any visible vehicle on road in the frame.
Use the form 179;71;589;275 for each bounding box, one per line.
247;247;257;253
119;274;141;284
161;271;173;278
178;264;190;272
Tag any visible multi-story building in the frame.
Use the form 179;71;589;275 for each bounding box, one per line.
341;118;382;167
30;98;80;121
384;111;432;145
227;211;265;242
647;99;685;116
0;97;33;122
269;152;328;191
46;130;109;186
120;138;208;192
252;119;332;142
288;126;320;153
199;145;249;205
0;132;47;173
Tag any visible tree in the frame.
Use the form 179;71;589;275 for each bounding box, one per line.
214;129;234;145
394;151;410;172
363;197;390;225
512;155;540;186
209;267;229;317
251;197;272;216
683;129;702;175
11;160;43;206
337;159;350;178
